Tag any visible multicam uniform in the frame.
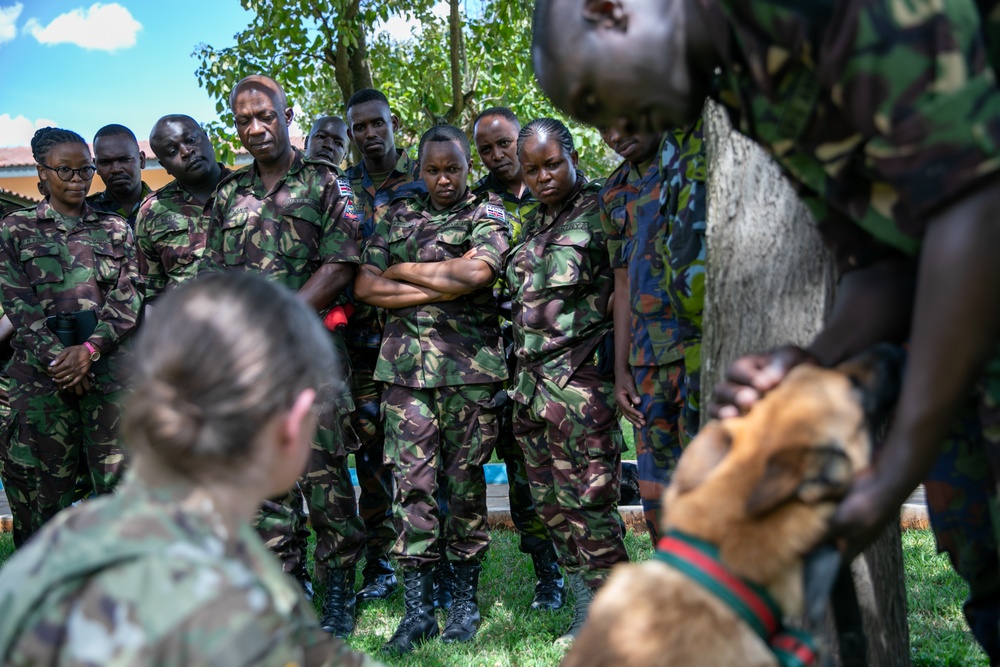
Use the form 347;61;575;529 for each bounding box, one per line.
0;201;141;543
0;471;384;667
206;149;364;579
86;182;152;230
711;0;1000;658
344;149;420;568
362;188;509;568
134;165;230;298
470;173;556;561
507;175;629;589
601;140;686;539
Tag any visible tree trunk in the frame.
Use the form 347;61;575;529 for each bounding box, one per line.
702;101;910;666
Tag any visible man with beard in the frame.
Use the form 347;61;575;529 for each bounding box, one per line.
87;124;150;230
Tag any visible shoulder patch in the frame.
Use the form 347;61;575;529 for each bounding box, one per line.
484;204;506;222
337;178;354;199
343;200;359;220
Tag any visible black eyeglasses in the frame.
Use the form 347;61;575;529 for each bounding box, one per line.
38;164;97;182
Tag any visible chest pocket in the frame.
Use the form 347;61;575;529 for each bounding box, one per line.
19;244;64;286
93;242;124;285
542;228;593;288
435;223;470;257
279;203;321;260
219;208;249;266
387;222;419;263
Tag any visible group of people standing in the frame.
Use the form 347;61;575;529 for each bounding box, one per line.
0;71;706;663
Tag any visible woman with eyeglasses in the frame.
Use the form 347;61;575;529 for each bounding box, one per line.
0;127;142;546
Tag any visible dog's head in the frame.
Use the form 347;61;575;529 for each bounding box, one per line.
662;345;904;584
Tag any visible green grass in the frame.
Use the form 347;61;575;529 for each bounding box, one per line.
0;527;987;664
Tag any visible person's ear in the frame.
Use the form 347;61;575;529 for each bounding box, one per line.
582;0;628;29
570;149;580;168
281;388;317;455
391;114;400;133
138;151;146;170
285;106;295;127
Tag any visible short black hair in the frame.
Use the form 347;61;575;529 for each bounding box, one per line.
474;107;520;132
31;127;88;164
418;124;471;162
518;118;575;158
346;88;391;115
94;123;138;144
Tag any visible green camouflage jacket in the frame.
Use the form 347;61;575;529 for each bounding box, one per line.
506;176;613;401
713;0;1000;263
344;149;422;349
472;171;539;243
0;201;141;391
0;472;383;667
206;149;360;294
362;188;510;388
86;182;152;230
135;165;231;298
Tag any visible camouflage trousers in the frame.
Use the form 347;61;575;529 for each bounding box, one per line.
631;361;686;541
348;346;397;561
924;356;1000;662
382;382;499;569
513;364;629;589
255;417;366;577
5;377;126;543
495;394;556;555
0;372;29;547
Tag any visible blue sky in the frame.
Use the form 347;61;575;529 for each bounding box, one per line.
0;1;255;147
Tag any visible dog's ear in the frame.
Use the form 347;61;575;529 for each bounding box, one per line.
670;422;732;496
745;445;853;516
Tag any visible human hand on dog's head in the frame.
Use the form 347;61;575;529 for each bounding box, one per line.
709;345;817;420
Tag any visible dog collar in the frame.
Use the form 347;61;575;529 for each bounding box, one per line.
654;531;819;667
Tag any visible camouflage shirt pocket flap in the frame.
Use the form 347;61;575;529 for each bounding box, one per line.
19;243;64;284
542;228;594;287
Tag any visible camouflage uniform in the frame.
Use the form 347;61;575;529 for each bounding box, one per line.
601;139;686;540
86;182;152;230
362;187;509;568
507;175;629;589
712;0;1000;657
206;149;364;578
0;304;20;545
0;201;141;543
0;472;384;667
469;173;555;559
344;149;421;566
134;165;230;298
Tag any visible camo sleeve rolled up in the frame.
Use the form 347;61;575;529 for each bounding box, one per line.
507;176;614;399
0;201;141;377
206;150;360;291
714;0;1000;255
362;189;510;388
135;165;230;297
0;473;384;667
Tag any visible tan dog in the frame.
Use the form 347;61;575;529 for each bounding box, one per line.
562;348;903;667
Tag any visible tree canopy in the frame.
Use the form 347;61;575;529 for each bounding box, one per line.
193;0;617;176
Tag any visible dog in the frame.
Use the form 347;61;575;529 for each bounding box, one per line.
562;346;904;667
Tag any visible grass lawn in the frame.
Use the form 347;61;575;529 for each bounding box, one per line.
0;526;987;665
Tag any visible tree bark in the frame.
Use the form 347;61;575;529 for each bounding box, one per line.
703;101;910;666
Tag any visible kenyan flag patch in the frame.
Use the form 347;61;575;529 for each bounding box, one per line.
484;204;506;221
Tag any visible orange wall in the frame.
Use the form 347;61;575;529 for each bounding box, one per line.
0;168;174;203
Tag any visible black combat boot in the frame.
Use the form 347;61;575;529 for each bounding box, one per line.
441;562;482;644
319;566;356;638
529;548;566;611
433;559;455;610
555;572;596;647
383;568;439;654
356;553;398;603
290;560;315;603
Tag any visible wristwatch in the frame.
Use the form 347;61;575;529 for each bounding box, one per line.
83;341;101;362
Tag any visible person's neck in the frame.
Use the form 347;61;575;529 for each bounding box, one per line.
49;198;84;217
112;185;144;213
500;174;527;199
364;147;398;176
257;146;296;192
180;163;224;205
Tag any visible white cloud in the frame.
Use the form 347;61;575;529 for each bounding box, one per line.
375;3;449;42
0;3;23;45
24;3;141;52
0;114;59;148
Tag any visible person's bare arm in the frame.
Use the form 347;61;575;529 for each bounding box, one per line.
298;263;357;312
381;257;495;294
354;265;454;309
612;269;644;426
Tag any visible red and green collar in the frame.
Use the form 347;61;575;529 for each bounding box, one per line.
654;531;818;667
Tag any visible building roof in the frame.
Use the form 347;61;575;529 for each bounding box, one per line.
0;186;39;207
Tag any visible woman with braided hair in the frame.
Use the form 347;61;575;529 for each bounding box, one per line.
0;127;141;545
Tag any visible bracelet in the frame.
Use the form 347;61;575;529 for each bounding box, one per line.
83;341;97;356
